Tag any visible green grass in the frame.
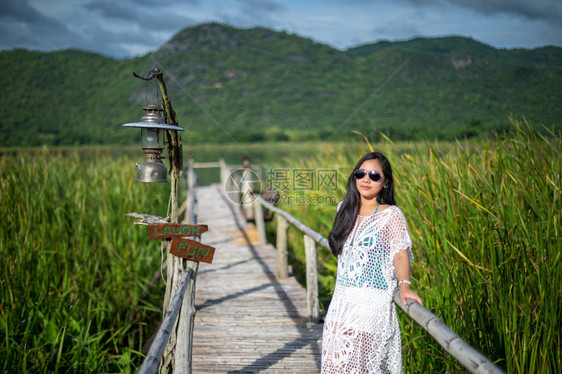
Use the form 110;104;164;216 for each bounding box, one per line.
267;118;561;373
0;149;170;373
1;118;559;373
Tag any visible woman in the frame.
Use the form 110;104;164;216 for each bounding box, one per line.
322;152;422;373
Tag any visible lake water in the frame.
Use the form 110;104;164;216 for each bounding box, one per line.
185;142;345;185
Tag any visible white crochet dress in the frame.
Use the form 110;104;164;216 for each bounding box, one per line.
322;205;412;374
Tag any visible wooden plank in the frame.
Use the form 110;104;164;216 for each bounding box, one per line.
190;185;322;373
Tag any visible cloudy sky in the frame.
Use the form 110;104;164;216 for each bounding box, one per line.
1;0;561;58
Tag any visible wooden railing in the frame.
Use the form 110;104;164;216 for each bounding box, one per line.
137;159;200;374
251;196;503;374
220;160;504;374
138;158;504;374
138;269;194;373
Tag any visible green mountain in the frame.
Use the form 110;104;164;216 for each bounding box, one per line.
1;23;560;147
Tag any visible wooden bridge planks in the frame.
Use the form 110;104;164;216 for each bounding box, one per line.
192;185;323;373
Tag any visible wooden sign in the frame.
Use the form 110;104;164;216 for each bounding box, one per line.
148;224;208;239
170;237;216;264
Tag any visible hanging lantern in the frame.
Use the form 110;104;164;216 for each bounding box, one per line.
122;104;183;183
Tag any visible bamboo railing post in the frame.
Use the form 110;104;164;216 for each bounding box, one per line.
220;158;240;205
240;157;254;220
219;159;227;188
186;155;197;225
254;199;267;245
139;68;197;374
304;234;319;324
138;270;193;374
174;260;198;373
253;194;502;373
393;291;504;374
276;216;289;278
173;155;199;373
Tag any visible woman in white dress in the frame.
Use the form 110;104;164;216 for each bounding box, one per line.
322;152;423;373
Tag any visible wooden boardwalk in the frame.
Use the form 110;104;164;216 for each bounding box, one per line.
191;184;323;373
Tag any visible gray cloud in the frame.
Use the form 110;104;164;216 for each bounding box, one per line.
0;0;559;58
236;0;286;12
216;0;287;28
0;0;52;24
0;0;73;50
401;0;562;24
372;23;422;42
84;1;196;33
131;0;198;5
0;0;200;57
0;0;71;37
84;1;137;21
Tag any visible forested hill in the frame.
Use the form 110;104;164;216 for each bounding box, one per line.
1;22;561;147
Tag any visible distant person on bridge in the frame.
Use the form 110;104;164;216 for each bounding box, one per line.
322;151;423;373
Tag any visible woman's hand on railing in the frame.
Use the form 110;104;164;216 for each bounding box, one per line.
399;286;423;305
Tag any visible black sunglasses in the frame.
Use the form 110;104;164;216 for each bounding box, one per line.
353;169;382;182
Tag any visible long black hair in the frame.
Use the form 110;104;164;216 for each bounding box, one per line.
328;152;396;257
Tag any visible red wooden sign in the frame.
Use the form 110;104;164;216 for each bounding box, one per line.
169;237;216;264
148;224;208;239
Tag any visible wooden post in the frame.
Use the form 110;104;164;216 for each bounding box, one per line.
220;159;240;205
251;196;503;372
219;159;227;189
186;156;197;225
137;68;197;374
173;260;198;373
138;269;193;374
304;235;319;323
240;158;255;220
276;216;289;279
254;199;267;246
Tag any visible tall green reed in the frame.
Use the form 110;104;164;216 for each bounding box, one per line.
268;119;560;373
0;150;170;373
398;120;560;373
